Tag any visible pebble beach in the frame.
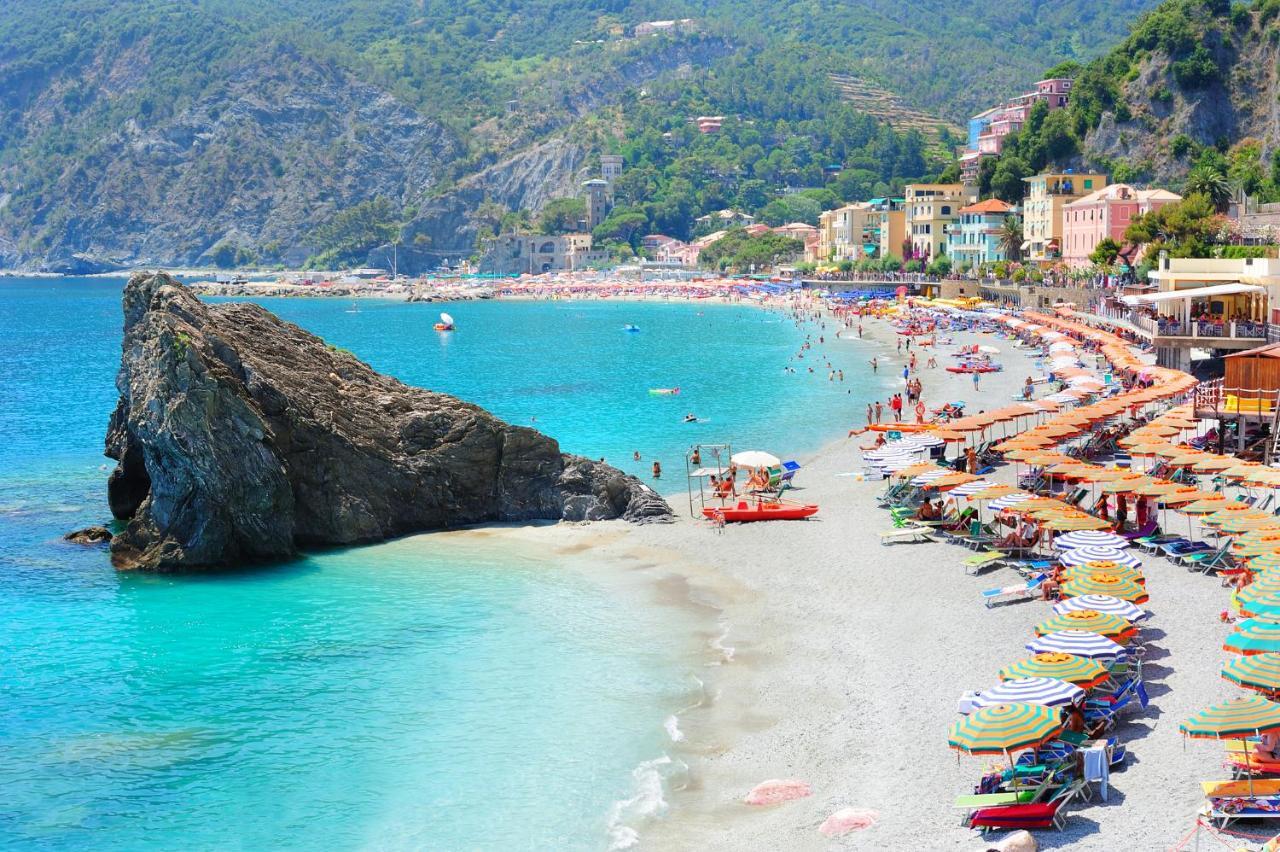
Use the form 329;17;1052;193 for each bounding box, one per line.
504;305;1244;850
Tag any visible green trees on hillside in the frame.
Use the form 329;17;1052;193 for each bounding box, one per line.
698;229;805;271
305;197;401;268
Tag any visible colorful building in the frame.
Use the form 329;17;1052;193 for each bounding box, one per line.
945;199;1018;267
1061;184;1181;268
875;198;907;262
1021;171;1107;263
905;183;975;262
958;78;1074;183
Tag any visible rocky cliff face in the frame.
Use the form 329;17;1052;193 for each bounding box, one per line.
105;273;670;571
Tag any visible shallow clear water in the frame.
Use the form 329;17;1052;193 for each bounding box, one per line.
0;279;877;850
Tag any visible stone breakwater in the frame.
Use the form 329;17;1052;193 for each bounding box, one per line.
104;272;671;571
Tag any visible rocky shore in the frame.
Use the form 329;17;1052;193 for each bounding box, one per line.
104;272;670;571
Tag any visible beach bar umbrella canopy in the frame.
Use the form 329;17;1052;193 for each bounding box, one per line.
971;678;1085;710
1181;696;1280;739
1058;546;1142;569
1034;610;1135;642
1053;594;1146;622
999;652;1109;688
1026;629;1128;661
1061;573;1149;604
1225;620;1280;655
732;450;781;468
948;703;1064;755
1223;653;1280;695
1053;531;1128;550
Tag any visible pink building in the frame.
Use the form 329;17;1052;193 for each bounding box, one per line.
960;78;1074;183
1061;184;1182;268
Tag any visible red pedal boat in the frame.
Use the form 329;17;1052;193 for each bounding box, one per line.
703;500;819;522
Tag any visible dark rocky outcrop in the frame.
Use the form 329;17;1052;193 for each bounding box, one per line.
64;526;114;545
105;273;670;571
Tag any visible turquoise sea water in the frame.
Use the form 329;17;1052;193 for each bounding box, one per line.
0;279;878;850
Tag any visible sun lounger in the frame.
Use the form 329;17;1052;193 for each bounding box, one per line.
964;550;1008;575
1202;779;1280;829
879;526;936;545
969;779;1083;832
982;574;1046;608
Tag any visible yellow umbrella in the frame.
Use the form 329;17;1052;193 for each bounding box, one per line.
1043;516;1112;531
1062;562;1145;585
1194;457;1241;473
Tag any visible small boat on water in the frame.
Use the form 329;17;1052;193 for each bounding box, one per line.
623;324;640;332
703;500;818;522
649;387;680;395
434;311;455;331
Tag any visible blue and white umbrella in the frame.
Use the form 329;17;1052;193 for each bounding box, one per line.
1053;594;1147;621
946;479;992;497
971;677;1085;710
989;493;1033;510
1057;546;1142;569
910;469;951;486
1026;629;1127;661
1053;530;1128;550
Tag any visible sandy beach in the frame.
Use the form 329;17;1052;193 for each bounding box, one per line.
500;308;1236;850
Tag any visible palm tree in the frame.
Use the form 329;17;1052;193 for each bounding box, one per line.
1185;167;1233;213
998;216;1023;262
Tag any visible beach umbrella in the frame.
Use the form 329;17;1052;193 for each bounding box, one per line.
1219;518;1280;535
1225;620;1280;655
1234;537;1280;558
1181;696;1280;739
1178;497;1231;513
1205;506;1272;525
1053;594;1146;621
1034;610;1136;642
1100;477;1152;494
989;493;1034;510
1223;654;1280;695
1053;530;1128;550
945;480;992;497
1132;481;1184;496
1043;516;1112;532
927;472;981;490
971;678;1085;710
1062;563;1145;586
1057;546;1142;568
1027;629;1128;660
732;450;781;468
1061;573;1149;604
948;703;1064;756
998;652;1109;688
1238;590;1280;620
1025;453;1074;466
1194;457;1241;473
967;485;1019;500
1245;469;1280;486
910;469;952;486
1251;553;1280;573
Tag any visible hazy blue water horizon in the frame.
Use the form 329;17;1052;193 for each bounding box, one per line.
0;278;883;849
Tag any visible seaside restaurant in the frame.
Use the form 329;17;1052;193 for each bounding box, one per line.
1118;257;1280;368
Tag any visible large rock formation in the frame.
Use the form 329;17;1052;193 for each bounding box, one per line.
105;273;670;571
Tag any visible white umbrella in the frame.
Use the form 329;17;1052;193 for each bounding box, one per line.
732;450;781;468
978;345;1000;354
989;493;1033;510
1058;546;1142;568
440;312;455;326
1053;530;1129;550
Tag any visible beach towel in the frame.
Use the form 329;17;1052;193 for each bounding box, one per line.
1083;744;1109;801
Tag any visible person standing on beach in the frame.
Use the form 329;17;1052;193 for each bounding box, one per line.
915;400;925;424
902;365;909;383
897;338;902;353
972;372;980;391
909;353;917;372
857;323;863;338
866;403;873;427
875;400;883;423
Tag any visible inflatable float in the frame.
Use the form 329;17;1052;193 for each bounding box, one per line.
946;363;1002;374
649;387;680;395
433;312;455;331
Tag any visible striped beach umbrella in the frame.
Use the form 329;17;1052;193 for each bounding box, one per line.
947;480;993;497
1223;653;1280;695
1043;516;1112;532
1233;538;1280;558
1061;573;1149;604
1205;508;1273;526
971;678;1085;710
1218;518;1280;535
999;652;1109;688
1195;457;1241;473
910;469;951;485
1053;594;1146;621
1179;497;1231;514
1225;620;1280;655
967;485;1020;501
1235;576;1280;603
989;493;1034;510
1132;481;1185;496
1238;590;1280;620
1053;530;1128;550
1061;563;1145;586
1057;546;1142;569
1181;696;1280;739
948;703;1064;755
1250;553;1280;574
1026;630;1128;661
1034;610;1136;642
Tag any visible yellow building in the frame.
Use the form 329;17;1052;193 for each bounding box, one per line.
1021;171;1106;263
816;202;888;262
877;203;906;261
905;184;975;261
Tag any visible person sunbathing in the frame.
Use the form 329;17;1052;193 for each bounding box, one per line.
914;499;941;521
995;523;1039;550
